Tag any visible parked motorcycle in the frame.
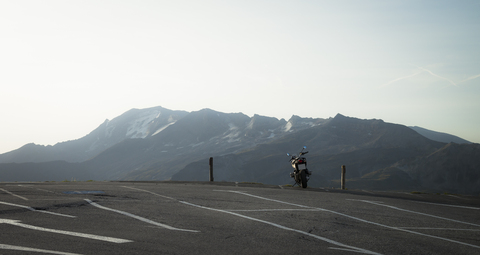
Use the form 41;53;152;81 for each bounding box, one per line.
287;146;311;188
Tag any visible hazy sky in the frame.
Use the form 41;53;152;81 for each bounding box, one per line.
1;0;479;154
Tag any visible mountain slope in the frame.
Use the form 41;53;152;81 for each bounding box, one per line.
86;109;326;181
1;107;478;195
404;142;480;194
0;106;187;163
172;114;480;194
409;126;471;144
172;114;444;185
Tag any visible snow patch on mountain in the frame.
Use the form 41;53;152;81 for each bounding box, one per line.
284;122;293;132
228;123;237;130
221;123;241;143
126;111;160;138
224;131;241;143
105;121;115;138
246;119;254;130
152;121;176;136
190;142;205;147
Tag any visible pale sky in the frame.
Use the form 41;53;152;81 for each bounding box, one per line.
1;0;479;154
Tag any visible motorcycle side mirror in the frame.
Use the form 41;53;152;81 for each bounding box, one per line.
286;153;290;156
303;146;307;149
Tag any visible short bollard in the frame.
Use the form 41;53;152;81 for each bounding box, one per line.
341;165;346;190
209;157;214;182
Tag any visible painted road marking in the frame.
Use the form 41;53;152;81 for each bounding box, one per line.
122;186;175;200
349;199;480;228
18;185;56;194
0;201;76;218
180;200;381;255
85;199;199;233
413;201;480;210
0;188;28;200
447;195;469;200
0;219;132;243
227;208;320;212
398;227;480;231
0;243;82;255
221;190;480;250
63;191;105;195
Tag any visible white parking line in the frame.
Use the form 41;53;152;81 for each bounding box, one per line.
349;199;480;228
413;201;480;210
0;243;82;255
0;219;132;243
221;190;480;250
447;195;469;200
179;201;381;255
0;188;28;200
0;201;76;218
227;208;320;212
18;184;52;192
122;186;175;200
398;227;480;231
85;199;199;233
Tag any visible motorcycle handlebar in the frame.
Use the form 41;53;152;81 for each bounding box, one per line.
287;149;308;159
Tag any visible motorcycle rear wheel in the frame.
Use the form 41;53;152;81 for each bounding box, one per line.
300;170;307;188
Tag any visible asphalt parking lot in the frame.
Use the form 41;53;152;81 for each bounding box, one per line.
1;181;479;254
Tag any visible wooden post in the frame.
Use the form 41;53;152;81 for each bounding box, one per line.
341;165;346;190
209;157;214;182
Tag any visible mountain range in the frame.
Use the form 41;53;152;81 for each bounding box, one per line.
0;106;478;195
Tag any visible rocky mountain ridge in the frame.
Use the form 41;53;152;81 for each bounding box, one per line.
172;114;480;194
83;108;327;181
0;106;188;163
0;107;469;165
0;106;477;195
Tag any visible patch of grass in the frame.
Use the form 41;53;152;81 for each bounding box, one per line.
410;191;426;194
443;192;459;196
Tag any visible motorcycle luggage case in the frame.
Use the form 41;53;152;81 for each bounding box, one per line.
296;163;307;170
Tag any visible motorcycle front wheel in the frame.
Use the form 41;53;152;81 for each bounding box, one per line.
300;170;307;188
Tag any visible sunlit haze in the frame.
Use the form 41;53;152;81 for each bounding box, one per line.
1;0;479;154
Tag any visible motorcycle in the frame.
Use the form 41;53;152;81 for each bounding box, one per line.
287;146;311;188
